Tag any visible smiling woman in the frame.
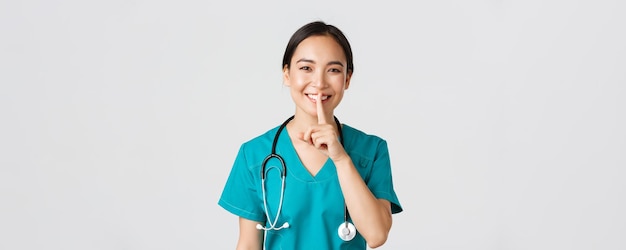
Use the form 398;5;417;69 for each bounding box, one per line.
218;21;403;249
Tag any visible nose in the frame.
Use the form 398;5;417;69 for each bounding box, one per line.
311;71;328;89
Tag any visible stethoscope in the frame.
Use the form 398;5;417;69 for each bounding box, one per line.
256;115;357;241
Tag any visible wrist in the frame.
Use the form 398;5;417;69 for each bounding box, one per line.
331;152;352;166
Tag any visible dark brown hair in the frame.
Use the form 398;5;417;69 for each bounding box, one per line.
282;21;354;74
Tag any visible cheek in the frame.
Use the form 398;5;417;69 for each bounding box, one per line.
288;74;309;87
330;75;347;87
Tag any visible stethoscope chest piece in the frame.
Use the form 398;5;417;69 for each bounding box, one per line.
337;221;356;241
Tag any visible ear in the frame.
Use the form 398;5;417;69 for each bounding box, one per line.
344;71;352;90
282;65;290;86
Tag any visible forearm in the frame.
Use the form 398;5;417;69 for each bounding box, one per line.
237;218;264;250
333;156;392;248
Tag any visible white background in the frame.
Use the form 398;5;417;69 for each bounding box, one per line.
1;0;625;249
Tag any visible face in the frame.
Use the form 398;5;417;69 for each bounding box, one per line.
283;35;352;119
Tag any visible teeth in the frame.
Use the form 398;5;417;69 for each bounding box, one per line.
307;94;329;101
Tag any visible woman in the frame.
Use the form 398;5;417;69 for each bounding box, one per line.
218;21;403;249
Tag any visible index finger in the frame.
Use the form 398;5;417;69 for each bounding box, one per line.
317;92;327;124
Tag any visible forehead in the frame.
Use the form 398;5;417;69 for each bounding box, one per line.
292;35;346;63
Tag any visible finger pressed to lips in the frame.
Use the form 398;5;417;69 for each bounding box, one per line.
317;92;327;124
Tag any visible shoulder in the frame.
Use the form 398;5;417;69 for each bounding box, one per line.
342;124;389;160
241;126;279;148
235;125;281;170
342;124;386;144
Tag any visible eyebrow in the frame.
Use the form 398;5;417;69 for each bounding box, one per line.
296;58;345;67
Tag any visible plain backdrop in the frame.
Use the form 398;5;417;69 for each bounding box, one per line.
1;0;625;249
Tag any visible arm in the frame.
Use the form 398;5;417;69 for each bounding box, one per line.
236;217;264;250
303;93;393;248
334;157;393;248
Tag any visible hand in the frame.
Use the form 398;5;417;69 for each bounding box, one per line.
300;93;348;161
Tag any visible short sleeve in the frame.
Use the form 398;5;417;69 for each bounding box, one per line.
218;144;265;222
367;139;403;214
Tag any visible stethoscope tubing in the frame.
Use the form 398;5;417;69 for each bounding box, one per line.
258;115;355;241
260;165;287;230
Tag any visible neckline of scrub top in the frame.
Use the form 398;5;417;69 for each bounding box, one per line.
279;126;337;182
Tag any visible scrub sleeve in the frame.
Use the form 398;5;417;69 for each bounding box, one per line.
218;144;265;222
367;139;403;214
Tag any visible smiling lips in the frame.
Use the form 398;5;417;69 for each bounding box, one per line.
306;93;330;102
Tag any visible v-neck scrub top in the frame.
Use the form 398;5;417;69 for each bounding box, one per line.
219;123;403;249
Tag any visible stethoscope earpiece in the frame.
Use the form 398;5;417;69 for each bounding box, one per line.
256;222;290;231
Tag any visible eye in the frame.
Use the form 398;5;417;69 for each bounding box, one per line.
299;66;311;71
328;68;342;73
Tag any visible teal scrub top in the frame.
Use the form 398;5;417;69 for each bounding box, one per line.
219;122;403;249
